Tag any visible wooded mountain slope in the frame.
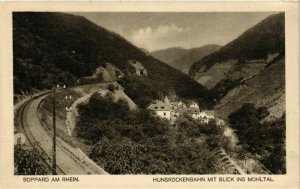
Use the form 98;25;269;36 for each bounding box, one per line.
13;12;212;107
187;12;285;119
215;57;285;120
189;12;284;77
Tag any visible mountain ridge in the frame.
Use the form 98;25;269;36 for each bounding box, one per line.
151;47;189;64
151;44;221;73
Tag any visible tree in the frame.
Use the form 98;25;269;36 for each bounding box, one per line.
14;144;50;175
90;137;144;174
27;64;43;89
228;104;286;174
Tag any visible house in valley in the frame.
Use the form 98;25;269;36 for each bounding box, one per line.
147;96;171;120
184;101;215;123
196;110;215;123
129;60;148;76
147;97;215;124
190;102;199;109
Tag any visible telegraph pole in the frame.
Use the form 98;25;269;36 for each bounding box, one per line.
52;87;57;175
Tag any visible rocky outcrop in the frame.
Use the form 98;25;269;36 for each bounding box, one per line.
94;63;125;81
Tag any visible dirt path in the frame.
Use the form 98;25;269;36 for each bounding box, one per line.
221;120;270;174
219;119;248;174
66;93;93;134
219;148;247;175
223;126;239;148
66;87;137;135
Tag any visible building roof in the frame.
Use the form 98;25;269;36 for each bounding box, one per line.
147;96;172;111
164;96;170;104
190;102;199;109
147;100;171;111
203;110;214;117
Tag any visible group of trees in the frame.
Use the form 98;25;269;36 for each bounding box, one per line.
118;76;162;108
14;144;50;175
228;103;286;174
75;93;224;174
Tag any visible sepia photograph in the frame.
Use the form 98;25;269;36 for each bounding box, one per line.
12;11;287;176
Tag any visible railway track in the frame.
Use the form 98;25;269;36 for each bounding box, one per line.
16;93;66;175
16;90;108;175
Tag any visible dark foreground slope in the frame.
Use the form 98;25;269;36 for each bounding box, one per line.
13;12;211;107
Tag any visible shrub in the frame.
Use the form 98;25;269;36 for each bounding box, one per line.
14;144;50;175
228;104;286;174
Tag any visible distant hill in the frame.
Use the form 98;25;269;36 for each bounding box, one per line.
13;12;212;108
151;45;221;73
170;45;222;73
187;12;285;120
151;47;188;64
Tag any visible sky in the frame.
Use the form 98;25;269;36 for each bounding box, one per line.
72;12;276;52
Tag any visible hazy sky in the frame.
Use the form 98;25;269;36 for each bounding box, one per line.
72;12;276;52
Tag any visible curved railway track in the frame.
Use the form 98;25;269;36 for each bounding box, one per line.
17;92;66;175
16;90;108;175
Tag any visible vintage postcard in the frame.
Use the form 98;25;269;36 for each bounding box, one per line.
0;1;299;189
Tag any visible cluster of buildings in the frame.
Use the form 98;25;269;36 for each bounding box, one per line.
123;60;222;126
147;96;215;124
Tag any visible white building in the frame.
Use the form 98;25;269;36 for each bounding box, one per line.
192;110;215;123
190;102;199;109
147;96;171;120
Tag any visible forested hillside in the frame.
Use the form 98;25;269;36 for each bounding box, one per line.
187;12;285;118
13;12;212;107
189;13;284;76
